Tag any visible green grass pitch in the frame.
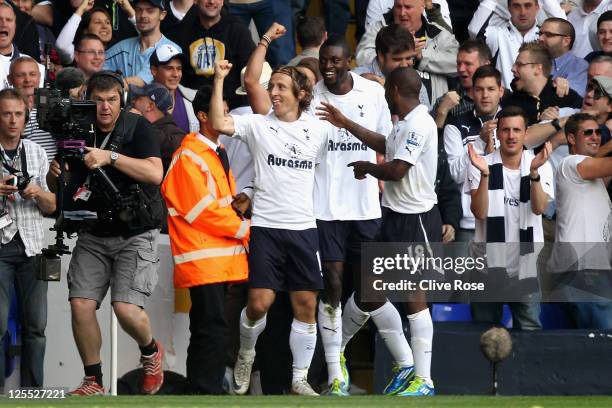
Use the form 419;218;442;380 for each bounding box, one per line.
1;395;612;408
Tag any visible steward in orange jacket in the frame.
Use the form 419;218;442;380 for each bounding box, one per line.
161;132;249;288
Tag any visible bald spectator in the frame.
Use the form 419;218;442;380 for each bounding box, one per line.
356;0;459;103
538;17;589;96
7;56;56;161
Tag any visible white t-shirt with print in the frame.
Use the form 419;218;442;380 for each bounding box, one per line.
232;112;330;230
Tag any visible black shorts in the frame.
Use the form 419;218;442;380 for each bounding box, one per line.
316;219;381;262
379;206;442;243
248;227;324;292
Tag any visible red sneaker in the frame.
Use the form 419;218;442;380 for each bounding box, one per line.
68;376;105;396
141;340;164;394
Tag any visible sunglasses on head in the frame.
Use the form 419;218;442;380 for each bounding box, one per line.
586;82;610;99
581;128;602;136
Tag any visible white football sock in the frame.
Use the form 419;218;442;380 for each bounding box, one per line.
238;307;266;354
290;319;317;383
370;301;414;368
408;308;433;382
341;292;370;352
318;301;343;384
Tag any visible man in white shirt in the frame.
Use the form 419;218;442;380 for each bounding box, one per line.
551;112;612;328
568;0;612;58
467;106;554;329
318;67;440;397
210;60;330;396
311;35;392;396
469;0;565;89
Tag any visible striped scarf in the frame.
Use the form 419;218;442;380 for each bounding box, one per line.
485;149;539;279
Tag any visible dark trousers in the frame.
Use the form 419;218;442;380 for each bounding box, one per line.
0;235;47;388
187;283;226;394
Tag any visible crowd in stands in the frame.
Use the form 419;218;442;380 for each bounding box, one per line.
0;0;611;398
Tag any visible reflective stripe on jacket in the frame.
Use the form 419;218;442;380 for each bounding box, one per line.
161;133;249;288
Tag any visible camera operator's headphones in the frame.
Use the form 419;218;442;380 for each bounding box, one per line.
86;70;128;108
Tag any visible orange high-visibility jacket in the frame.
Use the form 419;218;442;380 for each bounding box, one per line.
161;133;249;288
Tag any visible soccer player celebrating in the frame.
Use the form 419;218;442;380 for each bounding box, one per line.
317;67;441;397
209;60;331;396
312;35;393;396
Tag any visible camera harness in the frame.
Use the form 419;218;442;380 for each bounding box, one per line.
0;141;30;209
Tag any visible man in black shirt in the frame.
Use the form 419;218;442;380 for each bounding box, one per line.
49;71;165;396
504;42;583;125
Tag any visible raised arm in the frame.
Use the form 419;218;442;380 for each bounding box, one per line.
316;101;387;154
55;0;94;62
210;61;236;136
525;117;568;149
577;156;612;180
245;23;287;114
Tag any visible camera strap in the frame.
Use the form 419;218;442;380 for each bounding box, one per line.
0;141;29;180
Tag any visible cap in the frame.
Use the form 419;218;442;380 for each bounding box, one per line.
132;0;165;10
129;83;173;113
592;76;612;98
236;62;273;95
150;44;184;66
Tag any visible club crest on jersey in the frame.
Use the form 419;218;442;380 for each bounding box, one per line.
338;128;353;143
303;128;310;140
405;131;422;153
358;104;365;117
284;143;303;159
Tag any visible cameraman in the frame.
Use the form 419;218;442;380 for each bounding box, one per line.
50;71;165;395
0;88;55;391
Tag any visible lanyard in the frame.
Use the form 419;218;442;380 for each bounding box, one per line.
0;141;29;180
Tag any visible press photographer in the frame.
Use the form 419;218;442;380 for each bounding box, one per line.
48;71;166;396
0;88;56;391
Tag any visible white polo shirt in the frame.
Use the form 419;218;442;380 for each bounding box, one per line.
311;72;392;221
382;104;438;214
232;112;330;230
